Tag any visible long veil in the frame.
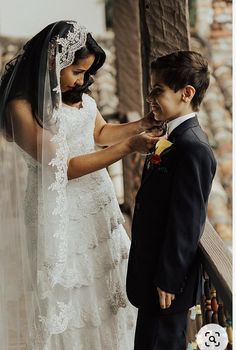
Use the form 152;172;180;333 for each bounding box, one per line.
0;21;89;349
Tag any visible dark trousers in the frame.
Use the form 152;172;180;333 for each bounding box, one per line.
134;309;188;350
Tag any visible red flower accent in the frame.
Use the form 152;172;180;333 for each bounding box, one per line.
150;154;161;165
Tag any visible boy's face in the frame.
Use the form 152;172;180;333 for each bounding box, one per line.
148;71;188;121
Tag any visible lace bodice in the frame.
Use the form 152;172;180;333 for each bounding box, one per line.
61;93;122;217
62;94;97;157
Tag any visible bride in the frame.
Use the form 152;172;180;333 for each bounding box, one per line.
0;20;162;349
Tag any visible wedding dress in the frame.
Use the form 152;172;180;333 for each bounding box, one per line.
18;93;136;350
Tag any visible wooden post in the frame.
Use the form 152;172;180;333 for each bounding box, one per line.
113;0;145;213
113;0;191;213
140;0;191;99
113;0;144;116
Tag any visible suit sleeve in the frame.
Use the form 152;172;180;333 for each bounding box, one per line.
153;145;216;294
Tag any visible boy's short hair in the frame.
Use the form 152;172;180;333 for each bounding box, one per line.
151;51;210;111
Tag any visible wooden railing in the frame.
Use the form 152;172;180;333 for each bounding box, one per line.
199;219;232;315
121;208;232;348
187;219;232;349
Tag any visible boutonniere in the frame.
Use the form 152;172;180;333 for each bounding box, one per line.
148;139;173;166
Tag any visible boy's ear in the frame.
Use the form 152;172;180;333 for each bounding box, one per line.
182;85;196;102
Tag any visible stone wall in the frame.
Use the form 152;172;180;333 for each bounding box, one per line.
191;0;232;243
0;37;24;73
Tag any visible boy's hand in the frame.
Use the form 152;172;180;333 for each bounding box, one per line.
157;287;175;309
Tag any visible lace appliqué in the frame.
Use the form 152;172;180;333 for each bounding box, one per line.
53;85;60;94
48;22;88;95
108;282;128;315
57;22;88;69
47;108;69;287
48;21;88;71
39;301;74;335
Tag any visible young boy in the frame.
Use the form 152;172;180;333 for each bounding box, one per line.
126;51;217;350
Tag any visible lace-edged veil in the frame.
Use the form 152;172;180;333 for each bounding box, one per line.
0;20;89;349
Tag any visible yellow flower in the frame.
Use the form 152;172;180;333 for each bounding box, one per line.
155;139;173;156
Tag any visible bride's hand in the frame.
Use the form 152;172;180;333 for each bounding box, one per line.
140;111;166;136
126;131;160;154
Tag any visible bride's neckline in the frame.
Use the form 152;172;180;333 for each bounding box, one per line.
62;101;83;109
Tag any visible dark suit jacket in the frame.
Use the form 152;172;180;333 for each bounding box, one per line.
126;117;216;315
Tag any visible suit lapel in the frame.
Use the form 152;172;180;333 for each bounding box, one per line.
168;116;199;142
140;117;199;188
141;160;155;186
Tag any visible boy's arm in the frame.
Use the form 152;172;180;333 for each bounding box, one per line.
154;144;216;295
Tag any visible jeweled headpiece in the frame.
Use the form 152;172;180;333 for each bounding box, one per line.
57;21;88;69
49;21;88;71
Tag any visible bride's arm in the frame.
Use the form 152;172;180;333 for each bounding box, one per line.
68;131;158;180
6;99;41;159
94;109;160;146
7;100;159;180
6;99;54;162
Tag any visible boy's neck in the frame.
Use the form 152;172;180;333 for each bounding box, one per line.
166;112;196;136
167;106;195;123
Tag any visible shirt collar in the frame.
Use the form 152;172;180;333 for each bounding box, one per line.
167;112;196;136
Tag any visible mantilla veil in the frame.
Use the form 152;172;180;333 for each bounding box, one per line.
0;21;92;349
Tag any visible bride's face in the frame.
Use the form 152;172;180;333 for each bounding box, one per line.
60;54;95;92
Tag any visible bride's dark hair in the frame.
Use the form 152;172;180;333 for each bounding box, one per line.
0;21;106;127
62;33;106;104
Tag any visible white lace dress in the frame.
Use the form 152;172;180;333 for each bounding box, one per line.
21;93;136;350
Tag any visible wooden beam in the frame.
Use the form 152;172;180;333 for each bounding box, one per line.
140;0;191;99
143;0;190;59
113;0;144;116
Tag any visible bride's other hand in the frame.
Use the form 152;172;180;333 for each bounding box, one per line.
126;131;160;154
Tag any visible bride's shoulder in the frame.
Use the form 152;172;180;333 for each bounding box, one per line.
82;94;97;118
6;98;38;134
82;93;96;106
7;98;32;116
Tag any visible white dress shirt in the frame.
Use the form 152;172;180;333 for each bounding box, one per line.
167;112;196;137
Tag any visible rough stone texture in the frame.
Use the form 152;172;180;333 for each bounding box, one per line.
192;0;232;241
214;65;232;113
0;36;23;73
191;45;232;242
197;0;232;67
113;0;144;116
196;0;214;38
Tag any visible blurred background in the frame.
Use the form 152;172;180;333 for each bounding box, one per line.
0;0;232;246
